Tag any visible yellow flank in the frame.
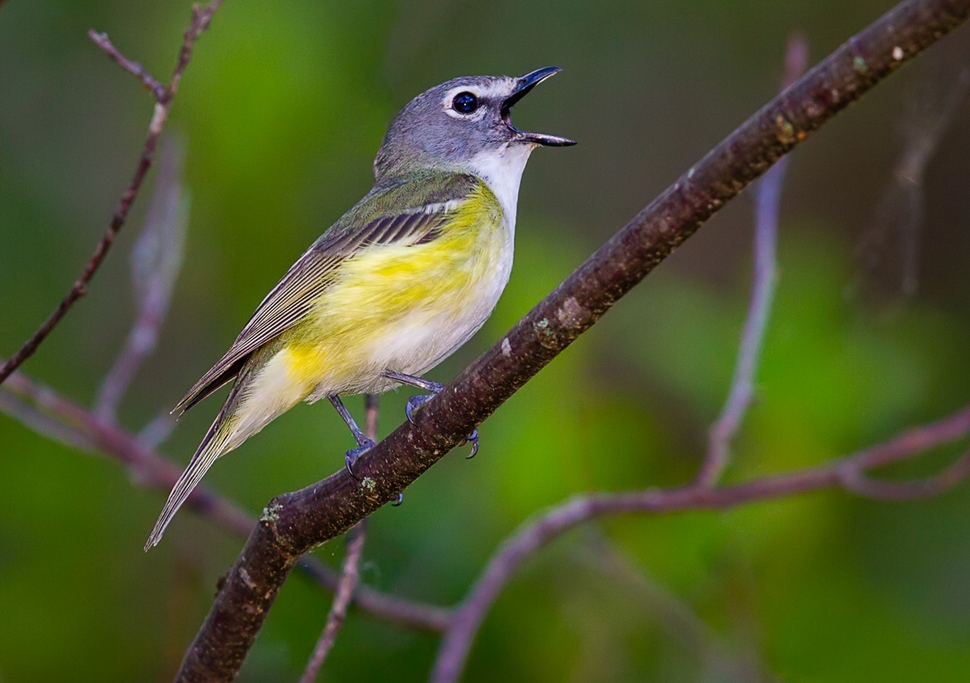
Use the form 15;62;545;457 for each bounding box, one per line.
287;181;504;393
266;181;506;409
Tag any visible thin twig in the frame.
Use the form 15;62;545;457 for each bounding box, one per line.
431;405;970;683
837;448;970;499
3;369;253;534
173;4;970;680
299;525;368;683
0;0;225;387
0;392;97;452
365;392;379;441
86;31;166;100
138;411;178;450
96;138;188;421
0;372;449;632
854;65;970;299
300;395;378;682
698;35;809;488
295;556;451;632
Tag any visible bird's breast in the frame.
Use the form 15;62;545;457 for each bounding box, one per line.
293;186;513;395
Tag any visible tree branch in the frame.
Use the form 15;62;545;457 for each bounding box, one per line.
0;0;225;386
698;36;808;488
431;405;970;683
173;1;970;680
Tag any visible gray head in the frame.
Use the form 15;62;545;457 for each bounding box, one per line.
374;66;575;181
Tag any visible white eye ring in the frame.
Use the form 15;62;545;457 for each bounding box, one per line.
442;87;486;121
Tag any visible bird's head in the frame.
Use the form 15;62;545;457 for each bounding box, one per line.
375;67;575;181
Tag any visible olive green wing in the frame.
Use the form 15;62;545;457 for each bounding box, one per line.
174;172;481;415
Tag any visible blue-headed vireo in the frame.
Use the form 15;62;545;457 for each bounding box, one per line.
146;66;574;549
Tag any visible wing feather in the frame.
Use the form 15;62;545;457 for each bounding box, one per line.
174;173;480;414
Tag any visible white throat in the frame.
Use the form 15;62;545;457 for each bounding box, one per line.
467;143;535;233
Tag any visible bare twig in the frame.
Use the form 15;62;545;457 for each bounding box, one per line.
295;556;451;632
365;392;379;441
0;0;225;387
838;448;970;499
0;371;449;632
299;525;368;683
698;35;809;488
0;391;97;452
138;411;178;450
96;138;188;421
431;405;970;683
3;369;253;534
299;524;367;683
855;65;970;298
173;3;970;680
87;31;166;100
300;395;378;682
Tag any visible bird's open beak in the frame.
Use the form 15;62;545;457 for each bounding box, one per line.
502;66;576;147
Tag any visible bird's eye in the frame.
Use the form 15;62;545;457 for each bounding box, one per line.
452;92;478;114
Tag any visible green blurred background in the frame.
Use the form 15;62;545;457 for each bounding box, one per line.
2;0;970;681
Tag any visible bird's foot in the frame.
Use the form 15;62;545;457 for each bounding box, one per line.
405;393;433;423
344;437;376;479
384;371;480;458
405;393;479;458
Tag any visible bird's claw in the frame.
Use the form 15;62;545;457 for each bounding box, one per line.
344;437;376;479
405;394;432;424
405;393;479;458
461;429;479;459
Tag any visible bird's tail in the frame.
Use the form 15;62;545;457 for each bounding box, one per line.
145;342;309;550
144;394;238;551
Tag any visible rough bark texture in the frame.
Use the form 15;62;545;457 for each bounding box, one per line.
175;0;970;680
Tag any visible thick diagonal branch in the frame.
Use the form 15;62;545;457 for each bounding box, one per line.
175;1;970;681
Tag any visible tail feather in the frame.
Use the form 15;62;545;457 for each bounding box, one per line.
144;406;234;550
146;340;303;550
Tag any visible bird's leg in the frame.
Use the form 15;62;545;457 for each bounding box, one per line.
329;394;375;477
384;371;445;419
382;370;479;458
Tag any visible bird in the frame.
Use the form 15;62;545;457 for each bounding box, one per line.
145;66;575;549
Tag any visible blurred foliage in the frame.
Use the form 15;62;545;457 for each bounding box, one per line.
2;1;970;682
